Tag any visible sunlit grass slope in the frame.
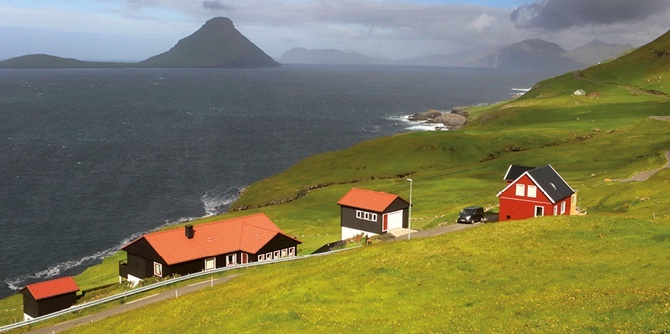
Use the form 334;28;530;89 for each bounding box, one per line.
65;215;670;333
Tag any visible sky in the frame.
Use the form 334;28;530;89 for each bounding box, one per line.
1;0;669;61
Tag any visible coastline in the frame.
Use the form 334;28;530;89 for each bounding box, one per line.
1;67;539;300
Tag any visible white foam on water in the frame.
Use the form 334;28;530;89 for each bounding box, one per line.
201;187;239;217
4;187;240;292
387;115;449;132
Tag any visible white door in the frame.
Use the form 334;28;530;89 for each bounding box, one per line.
386;210;404;230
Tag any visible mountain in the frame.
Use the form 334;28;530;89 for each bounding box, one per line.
398;39;631;69
0;54;121;68
396;46;495;67
566;39;633;65
474;39;581;69
139;17;279;68
280;48;389;65
0;17;279;69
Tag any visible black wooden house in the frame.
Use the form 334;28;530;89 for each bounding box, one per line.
21;276;79;320
337;188;410;240
119;213;301;285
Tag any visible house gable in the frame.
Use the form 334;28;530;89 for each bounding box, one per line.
503;165;535;183
497;164;574;204
122;237;165;264
337;188;409;213
22;276;79;301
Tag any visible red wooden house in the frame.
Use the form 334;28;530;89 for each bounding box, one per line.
337;188;410;240
21;276;79;321
119;213;301;285
497;165;576;221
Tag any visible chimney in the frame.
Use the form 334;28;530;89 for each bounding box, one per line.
185;224;195;239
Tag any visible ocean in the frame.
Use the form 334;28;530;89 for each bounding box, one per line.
0;65;560;298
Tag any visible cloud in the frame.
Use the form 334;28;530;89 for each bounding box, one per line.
202;1;235;11
511;0;670;29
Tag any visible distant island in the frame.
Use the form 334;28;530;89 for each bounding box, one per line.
0;17;280;69
281;39;633;70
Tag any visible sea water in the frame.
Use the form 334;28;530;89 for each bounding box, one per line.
0;65;560;297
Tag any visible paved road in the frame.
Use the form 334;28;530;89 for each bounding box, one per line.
389;213;496;241
614;151;670;182
28;275;240;334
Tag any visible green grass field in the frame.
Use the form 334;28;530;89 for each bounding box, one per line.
2;30;670;333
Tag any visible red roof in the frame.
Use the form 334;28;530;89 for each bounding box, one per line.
23;276;79;300
337;188;406;212
125;213;300;265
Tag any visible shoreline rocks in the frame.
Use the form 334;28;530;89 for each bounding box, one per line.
407;108;468;130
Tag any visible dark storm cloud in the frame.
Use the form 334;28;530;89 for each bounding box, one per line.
202;0;234;11
511;0;670;29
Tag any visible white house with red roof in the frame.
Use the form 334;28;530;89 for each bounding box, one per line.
21;276;79;320
119;213;301;285
337;188;410;240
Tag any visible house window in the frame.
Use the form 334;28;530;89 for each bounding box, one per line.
356;210;378;222
553;206;558;215
527;185;537;198
226;254;237;267
535;206;544;217
258;254;265;261
153;262;163;277
281;249;288;258
266;252;273;260
561;201;566;214
288;247;295;257
516;184;525;196
274;250;280;259
204;257;216;270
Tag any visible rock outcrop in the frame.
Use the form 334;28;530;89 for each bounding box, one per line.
408;109;467;129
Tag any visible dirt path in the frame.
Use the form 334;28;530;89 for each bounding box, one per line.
614;151;670;182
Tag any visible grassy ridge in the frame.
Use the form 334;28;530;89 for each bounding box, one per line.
2;30;670;332
65;216;670;333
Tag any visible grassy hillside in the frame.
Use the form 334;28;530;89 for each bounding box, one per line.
66;216;670;333
2;30;670;333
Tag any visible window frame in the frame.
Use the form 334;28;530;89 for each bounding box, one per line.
153;262;163;277
204;257;216;271
356;210;378;222
515;184;525;197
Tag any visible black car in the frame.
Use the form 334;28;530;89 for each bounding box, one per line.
457;206;484;224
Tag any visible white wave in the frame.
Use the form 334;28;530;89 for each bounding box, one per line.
511;87;531;92
201;187;239;217
4;244;125;291
387;114;448;132
4;187;241;292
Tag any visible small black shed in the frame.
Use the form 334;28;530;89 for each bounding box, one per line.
21;276;79;320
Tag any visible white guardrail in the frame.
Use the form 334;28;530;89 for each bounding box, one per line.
0;247;356;333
